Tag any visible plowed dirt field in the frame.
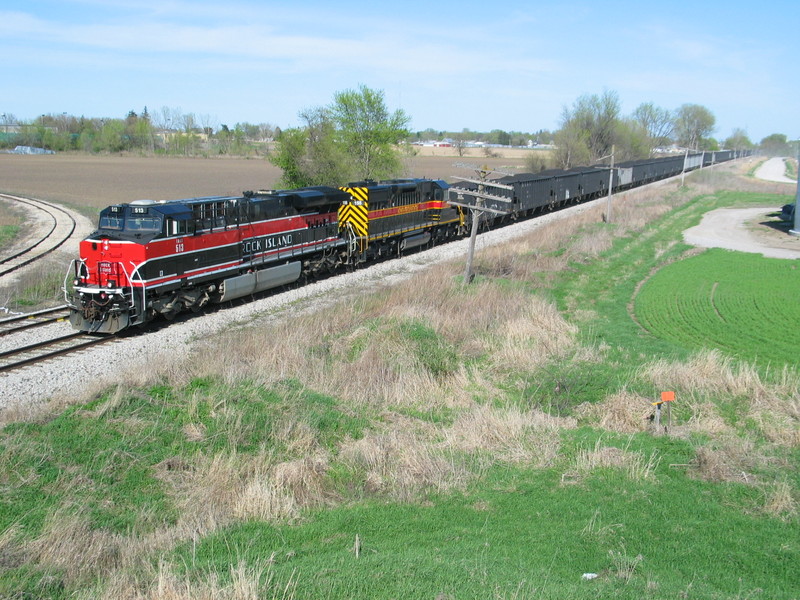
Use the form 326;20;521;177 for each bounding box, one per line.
0;148;536;212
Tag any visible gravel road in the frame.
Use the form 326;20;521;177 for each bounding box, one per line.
682;160;799;257
754;157;795;184
683;207;800;259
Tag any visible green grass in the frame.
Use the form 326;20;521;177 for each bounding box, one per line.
552;190;796;370
2;260;67;308
785;158;797;181
0;380;369;537
399;318;461;378
1;177;798;599
0;223;20;247
635;249;800;365
179;448;797;599
0;201;24;247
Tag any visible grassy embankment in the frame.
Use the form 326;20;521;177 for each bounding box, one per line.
784;157;798;181
0;164;798;599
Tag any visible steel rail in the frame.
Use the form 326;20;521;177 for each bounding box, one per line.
0;332;114;373
0;194;77;278
0;305;71;336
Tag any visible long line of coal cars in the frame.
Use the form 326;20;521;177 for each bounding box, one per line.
459;150;748;217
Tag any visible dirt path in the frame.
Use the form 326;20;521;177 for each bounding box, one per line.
683;207;800;259
754;157;795;184
681;158;799;258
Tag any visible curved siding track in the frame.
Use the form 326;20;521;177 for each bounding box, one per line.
0;193;77;279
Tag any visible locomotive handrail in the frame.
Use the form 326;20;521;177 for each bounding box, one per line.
123;261;147;326
62;259;84;308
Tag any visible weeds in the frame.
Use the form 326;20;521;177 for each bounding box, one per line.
0;256;66;311
608;546;644;583
762;480;798;521
569;437;660;481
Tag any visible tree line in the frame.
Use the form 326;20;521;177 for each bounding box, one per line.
0;108;280;157
1;88;795;186
552;91;765;169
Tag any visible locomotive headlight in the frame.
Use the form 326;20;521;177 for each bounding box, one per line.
73;279;79;286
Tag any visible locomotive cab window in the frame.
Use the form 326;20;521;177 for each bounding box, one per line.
125;215;162;232
99;206;125;230
99;214;124;230
167;218;191;236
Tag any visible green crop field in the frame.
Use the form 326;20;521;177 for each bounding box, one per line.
635;249;800;366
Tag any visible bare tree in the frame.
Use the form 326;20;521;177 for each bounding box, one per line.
632;102;674;154
723;128;753;151
554;91;621;167
154;106;182;132
453;135;467;157
673;104;715;150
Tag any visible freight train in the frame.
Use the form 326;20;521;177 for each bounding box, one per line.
65;150;747;333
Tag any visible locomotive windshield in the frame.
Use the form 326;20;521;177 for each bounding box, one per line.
95;205;164;237
98;214;124;230
124;215;161;232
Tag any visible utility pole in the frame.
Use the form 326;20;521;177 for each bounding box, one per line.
448;166;514;284
463;176;483;284
791;150;800;237
681;148;689;187
606;144;615;223
595;147;615;222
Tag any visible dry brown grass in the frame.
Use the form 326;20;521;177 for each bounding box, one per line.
575;390;653;433
761;480;798;521
14;446;318;596
691;440;759;484
26;506;124;585
339;430;472;502
0;255;66;310
0;523;26;571
443;403;574;466
91;559;296;600
566;438;660;482
0;199;25;228
643;350;800;446
178;263;578;412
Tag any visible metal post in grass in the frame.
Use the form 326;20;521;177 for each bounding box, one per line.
596;147;615;222
464;197;482;284
791;150;800;236
662;391;674;431
652;400;662;429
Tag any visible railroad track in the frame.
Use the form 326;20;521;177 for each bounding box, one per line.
0;193;77;278
0;305;71;336
0;328;115;373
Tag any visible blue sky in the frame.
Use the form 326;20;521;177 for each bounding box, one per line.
1;0;798;142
